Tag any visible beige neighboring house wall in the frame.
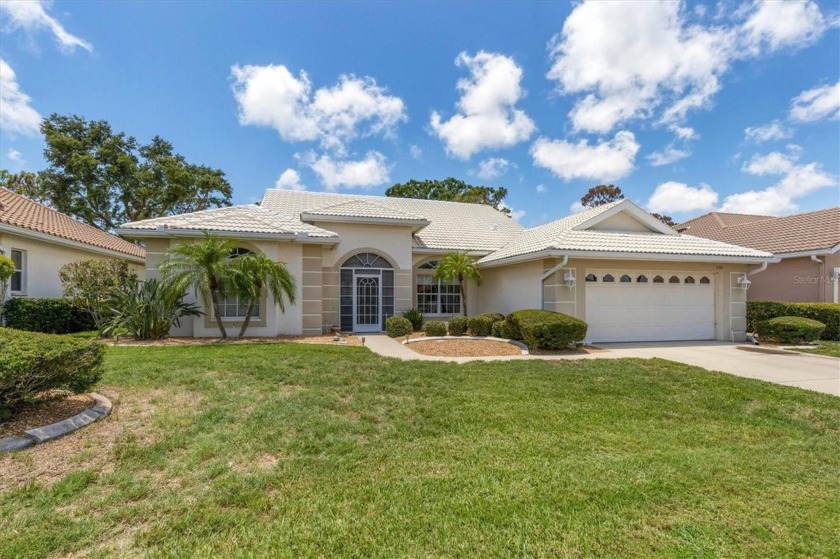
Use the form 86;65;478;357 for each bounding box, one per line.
747;252;840;303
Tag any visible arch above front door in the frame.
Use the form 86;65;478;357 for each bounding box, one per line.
339;252;395;332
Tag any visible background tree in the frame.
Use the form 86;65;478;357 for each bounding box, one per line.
160;233;238;338
59;259;139;334
580;184;624;208
433;252;482;316
16;114;233;231
386;178;510;215
0;171;46;203
229;253;296;338
0;254;15;319
651;213;676;227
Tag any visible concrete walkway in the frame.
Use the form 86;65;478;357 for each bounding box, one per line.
362;335;839;396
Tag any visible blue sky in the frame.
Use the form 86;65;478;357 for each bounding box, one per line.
1;0;838;227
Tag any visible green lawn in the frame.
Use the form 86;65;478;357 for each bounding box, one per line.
2;344;839;558
790;340;840;358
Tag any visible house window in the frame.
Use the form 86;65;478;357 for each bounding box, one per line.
416;260;461;315
653;275;664;283
685;276;696;284
699;276;711;284
669;275;680;284
602;274;615;283
620;274;632;283
637;275;648;283
218;247;259;320
585;274;597;282
10;249;24;293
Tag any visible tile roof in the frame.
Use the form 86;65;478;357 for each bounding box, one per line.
676;208;840;254
479;200;773;264
261;189;523;252
0;188;145;259
302;199;429;223
120;205;339;239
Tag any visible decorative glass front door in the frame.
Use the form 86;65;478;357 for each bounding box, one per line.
354;275;381;332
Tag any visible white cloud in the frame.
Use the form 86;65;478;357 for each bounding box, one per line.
0;59;41;135
741;0;828;54
0;0;92;53
536;184;548;194
569;201;586;213
670;125;698;140
647;181;718;214
304;151;390;190
231;65;406;153
409;144;422;160
545;0;832;134
789;81;840;123
499;202;525;221
530;130;639;182
6;148;23;164
647;145;690;167
474;157;514;180
275;168;306;191
744;120;792;142
429;51;535;159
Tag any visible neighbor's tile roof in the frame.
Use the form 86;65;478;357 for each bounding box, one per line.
479;200;773;264
677;208;840;254
0;188;145;259
262;189;523;252
120;205;339;238
302;199;429;223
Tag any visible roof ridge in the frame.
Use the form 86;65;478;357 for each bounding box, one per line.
266;188;508;211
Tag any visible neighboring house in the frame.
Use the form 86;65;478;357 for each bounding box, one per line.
677;208;840;304
118;190;774;343
0;188;146;299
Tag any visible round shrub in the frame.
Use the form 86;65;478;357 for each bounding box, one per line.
505;309;588;349
748;301;839;341
424;321;447;337
481;312;505;323
756;316;826;343
467;315;494;336
447;316;468;336
491;320;510;339
0;328;104;417
385;316;413;338
401;308;425;332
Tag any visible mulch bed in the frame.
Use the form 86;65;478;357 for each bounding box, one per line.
0;393;94;438
407;339;523;357
104;334;362;347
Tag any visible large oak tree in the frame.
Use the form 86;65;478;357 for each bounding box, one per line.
386;178;510;215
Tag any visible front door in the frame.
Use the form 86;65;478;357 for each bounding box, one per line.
354;274;381;332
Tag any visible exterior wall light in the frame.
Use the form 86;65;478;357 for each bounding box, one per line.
564;271;576;288
738;275;752;290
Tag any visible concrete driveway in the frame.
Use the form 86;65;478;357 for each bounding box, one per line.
597;341;840;396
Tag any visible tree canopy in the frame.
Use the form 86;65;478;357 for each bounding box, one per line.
385;178;510;215
0;114;233;231
580;184;625;208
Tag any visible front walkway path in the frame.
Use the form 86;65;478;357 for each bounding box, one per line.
362;335;840;396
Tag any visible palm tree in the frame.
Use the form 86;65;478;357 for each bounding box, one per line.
434;252;482;316
229;253;297;338
159;233;238;338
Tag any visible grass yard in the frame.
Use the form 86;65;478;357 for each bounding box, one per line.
789;340;840;358
1;344;839;558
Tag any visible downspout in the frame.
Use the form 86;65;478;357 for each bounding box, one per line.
747;262;768;276
833;267;840;304
736;262;770;343
810;255;825;301
540;255;569;310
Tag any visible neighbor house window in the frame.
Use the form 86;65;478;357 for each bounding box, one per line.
416;260;461;315
218;247;259;320
10;249;24;293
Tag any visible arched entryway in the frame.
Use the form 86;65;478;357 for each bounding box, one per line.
340;252;395;332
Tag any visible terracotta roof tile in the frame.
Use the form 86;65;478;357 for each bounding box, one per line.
0;188;145;259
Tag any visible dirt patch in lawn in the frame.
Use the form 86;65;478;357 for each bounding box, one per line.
0;393;95;438
106;334;362;347
407;339;523;357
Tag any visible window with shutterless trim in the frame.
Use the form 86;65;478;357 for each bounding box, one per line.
10;249;25;293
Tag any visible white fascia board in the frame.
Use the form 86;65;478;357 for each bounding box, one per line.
571;200;678;236
478;249;778;269
412;248;491;257
301;213;430;229
1;223;145;263
775;243;840;258
117;227;340;245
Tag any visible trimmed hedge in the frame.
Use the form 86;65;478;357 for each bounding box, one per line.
2;297;95;334
505;309;588;349
467;315;495;336
747;301;839;341
491;320;511;339
447;316;468;336
755;316;826;343
0;328;104;416
424;321;447;337
385;316;413;338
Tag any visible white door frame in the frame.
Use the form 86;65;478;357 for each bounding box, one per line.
352;270;383;332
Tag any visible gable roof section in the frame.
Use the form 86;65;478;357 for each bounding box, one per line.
0;188;145;260
262;189;523;252
301;199;431;228
479;199;773;266
118;205;339;240
677;208;840;254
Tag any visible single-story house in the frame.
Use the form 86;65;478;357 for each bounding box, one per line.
0;188;146;300
118;189;775;343
676;208;840;303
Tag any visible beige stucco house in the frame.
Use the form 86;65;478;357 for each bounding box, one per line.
677;208;840;304
0;188;145;300
118;189;775;343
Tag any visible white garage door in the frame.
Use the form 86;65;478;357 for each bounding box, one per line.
585;271;715;343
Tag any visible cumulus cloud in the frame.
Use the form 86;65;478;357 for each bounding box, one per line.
231;65;406;153
530;131;639;182
546;0;832;134
789;81;840;123
275;168;306;191
670;125;698;140
499;202;525;221
429;51;535;159
474;157;514;180
536;184;548;194
303;151;390;190
0;0;92;52
409;144;422;160
6;148;24;164
647;145;690;167
744;120;792;142
0;59;41;135
647;181;718;214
